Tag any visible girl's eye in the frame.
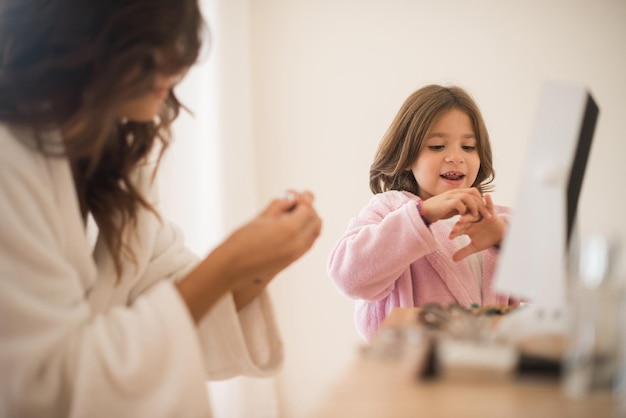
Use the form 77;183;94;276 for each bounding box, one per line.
428;145;444;151
462;146;476;151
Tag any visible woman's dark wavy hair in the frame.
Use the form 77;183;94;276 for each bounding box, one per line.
370;84;495;197
0;0;205;277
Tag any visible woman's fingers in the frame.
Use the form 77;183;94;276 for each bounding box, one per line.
227;215;320;286
271;191;322;256
262;190;316;217
290;204;323;249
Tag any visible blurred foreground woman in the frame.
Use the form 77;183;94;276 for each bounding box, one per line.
0;1;322;416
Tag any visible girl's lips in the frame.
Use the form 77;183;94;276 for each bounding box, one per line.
440;171;465;179
440;171;466;186
441;170;464;177
440;176;465;186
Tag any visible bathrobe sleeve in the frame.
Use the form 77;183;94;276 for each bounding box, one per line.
327;191;438;301
128;165;284;380
0;130;282;418
129;214;284;380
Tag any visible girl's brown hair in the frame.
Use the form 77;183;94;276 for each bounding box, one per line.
369;84;495;196
0;0;205;276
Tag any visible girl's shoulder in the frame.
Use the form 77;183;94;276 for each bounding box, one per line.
351;190;419;224
360;190;419;215
368;189;419;205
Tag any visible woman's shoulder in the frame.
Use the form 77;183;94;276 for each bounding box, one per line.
0;124;63;195
0;123;52;163
0;124;33;166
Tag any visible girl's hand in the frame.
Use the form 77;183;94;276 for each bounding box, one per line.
449;194;506;261
420;188;491;224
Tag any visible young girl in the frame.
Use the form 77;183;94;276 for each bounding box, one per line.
0;1;321;416
327;84;514;342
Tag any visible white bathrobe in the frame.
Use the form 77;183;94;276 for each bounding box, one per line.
0;124;283;418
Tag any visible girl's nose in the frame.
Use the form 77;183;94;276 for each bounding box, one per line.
445;149;464;163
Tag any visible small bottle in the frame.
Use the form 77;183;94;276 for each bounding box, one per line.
563;235;622;397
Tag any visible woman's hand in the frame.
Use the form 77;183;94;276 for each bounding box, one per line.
226;191;322;308
420;188;491;224
177;190;322;321
448;194;506;261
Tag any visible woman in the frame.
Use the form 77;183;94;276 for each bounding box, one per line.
0;0;322;416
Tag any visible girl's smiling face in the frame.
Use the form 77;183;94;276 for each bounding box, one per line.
410;108;481;200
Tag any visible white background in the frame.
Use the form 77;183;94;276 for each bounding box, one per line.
162;1;626;417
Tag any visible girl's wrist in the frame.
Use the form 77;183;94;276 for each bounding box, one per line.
494;218;508;249
416;201;431;227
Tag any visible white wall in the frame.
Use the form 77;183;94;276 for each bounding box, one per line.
248;1;626;417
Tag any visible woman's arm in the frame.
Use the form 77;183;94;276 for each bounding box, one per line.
176;191;322;322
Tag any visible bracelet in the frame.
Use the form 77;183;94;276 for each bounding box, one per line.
416;202;431;227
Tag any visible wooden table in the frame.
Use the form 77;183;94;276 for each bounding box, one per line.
309;308;618;418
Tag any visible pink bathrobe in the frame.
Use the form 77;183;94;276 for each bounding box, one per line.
327;190;514;341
